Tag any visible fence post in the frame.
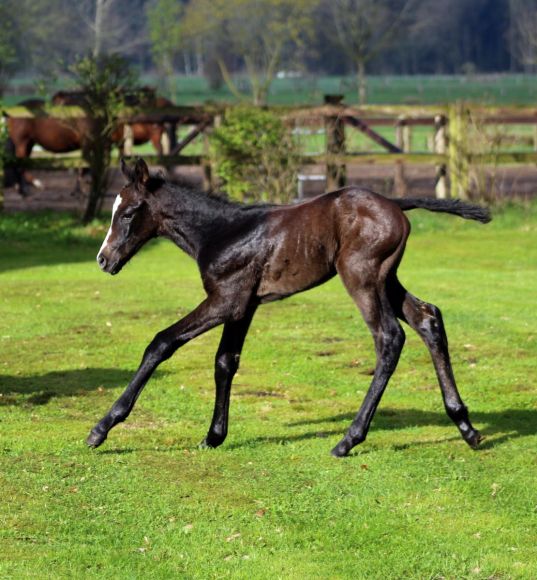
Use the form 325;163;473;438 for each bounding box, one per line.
396;117;404;150
396;116;411;153
160;128;171;155
202;114;220;192
123;124;134;156
434;114;448;199
394;115;408;197
394;161;407;198
0;162;4;212
325;113;346;190
323;95;345;191
0;115;5;211
164;122;177;154
448;103;470;199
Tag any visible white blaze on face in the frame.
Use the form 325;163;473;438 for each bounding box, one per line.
98;195;123;256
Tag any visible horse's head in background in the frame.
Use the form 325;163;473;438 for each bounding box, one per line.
96;158;159;275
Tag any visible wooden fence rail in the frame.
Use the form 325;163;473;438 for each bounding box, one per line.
3;100;537;209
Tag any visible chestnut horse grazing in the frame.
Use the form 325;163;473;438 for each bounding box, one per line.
4;98;87;194
88;158;490;457
52;90;175;154
4;93;174;195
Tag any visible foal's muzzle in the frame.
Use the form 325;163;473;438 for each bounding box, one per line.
96;252;121;275
97;253;108;270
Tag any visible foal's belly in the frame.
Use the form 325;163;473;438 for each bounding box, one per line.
257;234;336;302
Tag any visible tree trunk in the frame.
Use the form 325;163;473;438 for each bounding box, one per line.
93;0;106;58
82;118;112;224
216;58;245;102
357;59;367;105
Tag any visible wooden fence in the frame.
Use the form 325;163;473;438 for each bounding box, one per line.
3;99;537;209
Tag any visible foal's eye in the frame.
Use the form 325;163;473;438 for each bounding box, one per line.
121;212;135;223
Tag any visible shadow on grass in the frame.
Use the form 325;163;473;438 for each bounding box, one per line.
0;368;167;406
0;215;166;274
225;408;537;452
0;244;98;275
82;405;537;456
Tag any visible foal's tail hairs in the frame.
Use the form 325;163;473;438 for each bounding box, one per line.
393;198;491;224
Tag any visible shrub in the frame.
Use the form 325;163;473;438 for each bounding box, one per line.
211;106;299;203
69;54;139;223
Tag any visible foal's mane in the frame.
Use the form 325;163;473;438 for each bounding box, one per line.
148;170;275;215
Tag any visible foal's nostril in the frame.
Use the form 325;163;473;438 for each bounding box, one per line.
97;254;108;269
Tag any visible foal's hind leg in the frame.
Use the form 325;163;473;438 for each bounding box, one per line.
388;278;482;449
331;263;406;457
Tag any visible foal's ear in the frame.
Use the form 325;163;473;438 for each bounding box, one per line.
120;157;134;181
134;158;150;187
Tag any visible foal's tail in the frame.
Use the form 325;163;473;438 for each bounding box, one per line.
393;198;491;224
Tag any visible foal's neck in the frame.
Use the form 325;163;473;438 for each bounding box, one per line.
154;184;266;260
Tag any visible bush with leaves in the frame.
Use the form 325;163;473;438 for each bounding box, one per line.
211;107;299;204
69;54;139;223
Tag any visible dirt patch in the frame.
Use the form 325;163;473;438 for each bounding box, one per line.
235;390;287;399
6;163;537;212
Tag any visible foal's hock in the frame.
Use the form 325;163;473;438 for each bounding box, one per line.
88;158;491;457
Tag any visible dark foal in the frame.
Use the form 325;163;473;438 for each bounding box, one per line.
88;158;490;457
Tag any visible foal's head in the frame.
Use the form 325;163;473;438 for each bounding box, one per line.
97;158;159;275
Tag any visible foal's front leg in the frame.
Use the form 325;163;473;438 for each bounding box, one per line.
201;304;257;449
86;297;229;448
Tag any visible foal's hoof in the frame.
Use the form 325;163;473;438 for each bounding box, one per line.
198;435;224;450
465;430;483;450
86;429;107;448
198;437;213;450
330;440;351;458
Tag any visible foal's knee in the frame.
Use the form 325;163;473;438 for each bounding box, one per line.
379;322;405;372
386;321;406;351
417;302;447;347
144;331;178;364
392;323;406;351
215;352;240;382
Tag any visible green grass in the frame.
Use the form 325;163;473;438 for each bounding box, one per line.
5;73;537;107
2;202;537;578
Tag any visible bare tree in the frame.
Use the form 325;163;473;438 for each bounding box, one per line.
509;0;537;72
0;0;19;96
325;0;413;104
183;0;317;105
74;0;149;58
147;0;184;91
14;0;148;76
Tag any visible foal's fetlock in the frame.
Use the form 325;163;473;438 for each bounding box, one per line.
463;428;483;450
86;426;108;448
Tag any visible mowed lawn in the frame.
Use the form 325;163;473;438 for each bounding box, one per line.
1;203;537;578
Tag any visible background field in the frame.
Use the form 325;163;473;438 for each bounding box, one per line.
1;204;537;578
5;73;537;107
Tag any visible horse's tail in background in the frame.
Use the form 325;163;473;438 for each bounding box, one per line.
393;198;491;224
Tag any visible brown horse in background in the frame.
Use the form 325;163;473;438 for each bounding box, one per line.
52;90;174;153
4;98;87;193
4;91;175;195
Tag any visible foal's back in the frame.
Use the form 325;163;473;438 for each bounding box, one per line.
256;188;409;302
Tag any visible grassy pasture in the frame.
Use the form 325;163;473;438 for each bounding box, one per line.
1;203;537;578
5;73;537;107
